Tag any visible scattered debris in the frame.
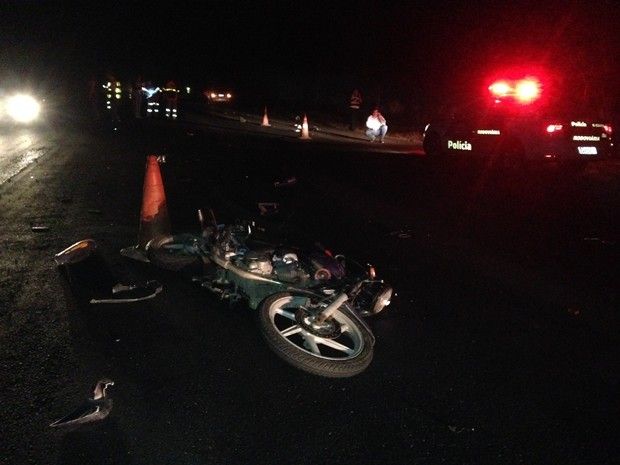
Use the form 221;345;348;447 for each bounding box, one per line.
583;237;616;245
274;176;297;188
567;307;581;317
448;425;475;434
31;225;50;232
156;155;167;164
389;229;413;239
258;202;279;216
56;239;163;304
50;379;114;428
54;239;97;266
239;116;247;123
90;280;163;304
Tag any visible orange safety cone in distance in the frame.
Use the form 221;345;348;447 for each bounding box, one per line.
120;155;171;262
261;106;271;126
300;114;311;139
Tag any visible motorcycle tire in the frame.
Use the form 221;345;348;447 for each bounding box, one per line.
257;292;374;378
146;234;203;272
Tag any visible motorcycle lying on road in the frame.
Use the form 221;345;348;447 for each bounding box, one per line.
146;210;393;378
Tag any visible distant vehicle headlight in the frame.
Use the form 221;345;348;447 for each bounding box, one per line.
6;94;41;123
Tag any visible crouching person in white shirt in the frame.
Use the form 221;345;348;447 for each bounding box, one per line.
365;108;388;143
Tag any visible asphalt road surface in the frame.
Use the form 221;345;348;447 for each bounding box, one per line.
1;111;619;465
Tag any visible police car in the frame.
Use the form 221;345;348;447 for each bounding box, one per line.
423;71;614;169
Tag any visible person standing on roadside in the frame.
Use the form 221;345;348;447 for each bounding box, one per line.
349;88;362;130
142;81;161;117
162;80;179;119
102;73;122;123
365;108;388;143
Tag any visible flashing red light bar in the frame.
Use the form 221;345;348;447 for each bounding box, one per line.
515;79;540;103
488;77;542;104
546;124;563;133
489;81;511;97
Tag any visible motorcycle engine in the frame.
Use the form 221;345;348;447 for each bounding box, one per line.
243;251;273;276
272;251;309;283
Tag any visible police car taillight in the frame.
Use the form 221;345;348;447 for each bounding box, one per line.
546;124;563;133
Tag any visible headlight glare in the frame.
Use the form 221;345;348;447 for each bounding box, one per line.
6;94;41;123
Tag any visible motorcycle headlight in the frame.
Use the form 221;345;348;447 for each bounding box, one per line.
6;94;41;123
370;285;393;315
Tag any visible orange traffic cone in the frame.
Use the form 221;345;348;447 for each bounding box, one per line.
120;155;171;262
300;114;311;139
261;106;271;127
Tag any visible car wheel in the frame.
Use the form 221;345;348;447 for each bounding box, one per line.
423;131;444;159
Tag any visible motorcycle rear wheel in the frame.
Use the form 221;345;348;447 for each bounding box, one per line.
257;292;374;377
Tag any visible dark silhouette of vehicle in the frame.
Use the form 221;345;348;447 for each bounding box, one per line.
423;70;614;170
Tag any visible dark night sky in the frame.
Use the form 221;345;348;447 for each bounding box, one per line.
1;0;619;117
